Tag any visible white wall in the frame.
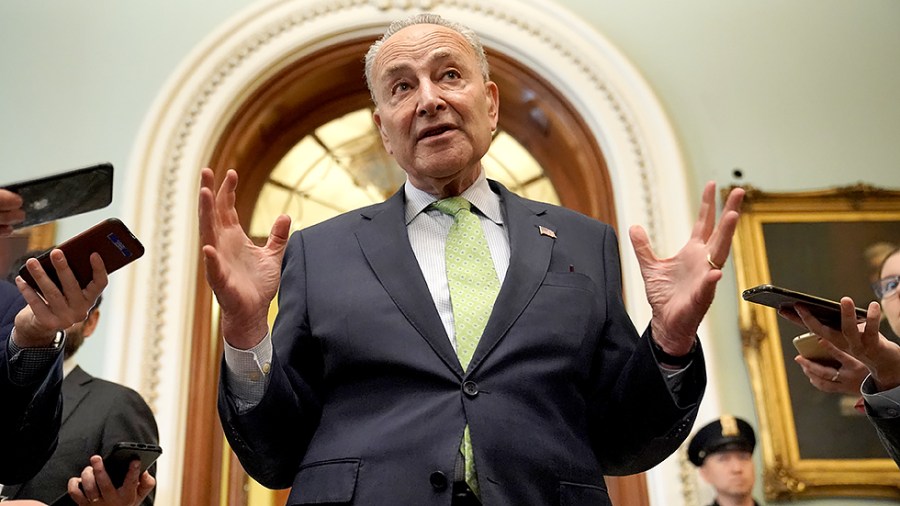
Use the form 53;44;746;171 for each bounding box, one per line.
1;1;897;504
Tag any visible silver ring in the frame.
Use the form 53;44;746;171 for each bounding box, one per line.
706;253;723;270
830;370;841;382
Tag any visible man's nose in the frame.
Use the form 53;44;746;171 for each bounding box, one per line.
416;81;446;116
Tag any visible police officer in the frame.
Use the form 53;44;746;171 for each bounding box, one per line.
688;415;760;506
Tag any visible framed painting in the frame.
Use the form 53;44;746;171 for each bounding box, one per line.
730;183;900;500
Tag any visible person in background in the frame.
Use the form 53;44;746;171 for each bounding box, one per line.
687;415;759;506
0;292;158;505
203;13;745;505
0;189;109;485
788;246;900;467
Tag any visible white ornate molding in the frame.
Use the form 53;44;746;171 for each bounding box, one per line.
111;0;713;503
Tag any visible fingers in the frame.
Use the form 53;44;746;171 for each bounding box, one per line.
199;168;220;249
857;300;882;350
266;214;292;253
215;169;241;227
15;250;106;334
793;304;835;343
706;187;744;265
691;182;716;241
137;471;157;500
628;225;657;270
0;189;25;233
794;355;847;394
80;459;100;503
89;455;120;501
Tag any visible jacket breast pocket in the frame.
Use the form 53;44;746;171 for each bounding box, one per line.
559;481;611;506
288;458;359;505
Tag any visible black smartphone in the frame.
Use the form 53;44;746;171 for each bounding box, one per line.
48;442;162;506
1;162;113;230
742;284;867;329
18;218;144;296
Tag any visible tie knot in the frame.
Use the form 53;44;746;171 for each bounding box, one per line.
431;197;472;217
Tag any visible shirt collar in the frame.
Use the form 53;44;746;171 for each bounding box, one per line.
63;356;78;378
404;170;503;225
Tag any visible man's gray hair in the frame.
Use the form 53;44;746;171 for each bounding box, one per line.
364;13;491;104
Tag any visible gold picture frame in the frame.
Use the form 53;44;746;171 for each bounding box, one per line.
730;183;900;500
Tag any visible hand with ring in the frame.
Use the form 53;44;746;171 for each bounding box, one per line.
793;336;869;396
66;455;155;506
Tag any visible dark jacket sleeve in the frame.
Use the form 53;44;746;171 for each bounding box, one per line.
0;280;64;484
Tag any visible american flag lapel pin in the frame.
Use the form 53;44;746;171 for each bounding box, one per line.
538;225;556;239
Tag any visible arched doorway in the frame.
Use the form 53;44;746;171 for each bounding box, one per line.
118;2;702;504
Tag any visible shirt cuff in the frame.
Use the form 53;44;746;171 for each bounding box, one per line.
861;375;900;419
7;327;65;385
223;333;273;413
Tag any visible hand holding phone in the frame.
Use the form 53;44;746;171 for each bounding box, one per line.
792;332;842;368
741;284;867;329
49;442;161;506
1;163;113;230
18;218;144;297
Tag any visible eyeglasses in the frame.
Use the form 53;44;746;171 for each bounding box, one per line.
872;275;900;300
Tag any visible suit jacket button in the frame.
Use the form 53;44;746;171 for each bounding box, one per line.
463;381;479;397
430;471;448;491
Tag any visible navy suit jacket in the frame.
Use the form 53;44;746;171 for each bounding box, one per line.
0;280;63;485
219;182;705;505
3;365;159;503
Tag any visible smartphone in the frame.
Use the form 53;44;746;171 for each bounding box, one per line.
48;442;162;506
1;163;113;230
18;218;144;296
792;331;841;368
741;284;867;329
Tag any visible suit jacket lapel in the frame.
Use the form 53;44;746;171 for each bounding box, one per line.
356;190;464;378
62;365;92;425
467;182;554;374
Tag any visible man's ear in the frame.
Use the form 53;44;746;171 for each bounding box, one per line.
485;81;500;131
81;309;101;338
372;110;393;154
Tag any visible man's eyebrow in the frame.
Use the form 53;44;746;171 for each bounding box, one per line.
381;49;457;78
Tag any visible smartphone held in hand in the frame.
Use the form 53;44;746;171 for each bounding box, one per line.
18;218;144;296
741;284;867;329
792;332;841;368
2;163;113;230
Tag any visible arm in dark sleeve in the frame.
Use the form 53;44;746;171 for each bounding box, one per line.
217;233;324;489
0;281;64;484
585;227;705;475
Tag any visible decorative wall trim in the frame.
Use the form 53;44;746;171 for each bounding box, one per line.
114;0;707;503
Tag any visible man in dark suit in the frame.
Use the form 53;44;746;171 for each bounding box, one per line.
1;188;109;486
202;13;744;505
1;296;159;504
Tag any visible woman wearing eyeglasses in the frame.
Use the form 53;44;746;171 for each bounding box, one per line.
787;246;900;468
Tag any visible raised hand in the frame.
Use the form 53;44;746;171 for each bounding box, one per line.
629;182;744;355
198;168;291;349
13;250;107;347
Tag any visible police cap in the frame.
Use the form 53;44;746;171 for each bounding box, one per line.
688;415;756;466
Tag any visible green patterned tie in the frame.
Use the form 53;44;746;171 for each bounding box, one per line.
431;197;500;498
